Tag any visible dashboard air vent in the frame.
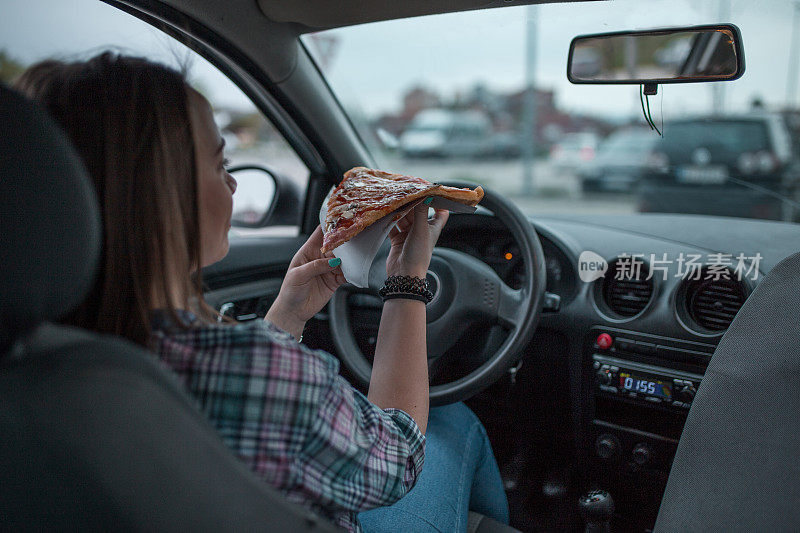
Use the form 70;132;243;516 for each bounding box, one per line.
601;259;654;317
685;275;747;332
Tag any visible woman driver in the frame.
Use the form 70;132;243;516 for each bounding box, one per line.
16;52;509;532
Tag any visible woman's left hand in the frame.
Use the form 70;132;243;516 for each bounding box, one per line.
265;226;346;340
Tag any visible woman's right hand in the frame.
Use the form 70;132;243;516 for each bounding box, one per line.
385;200;449;279
371;200;447;432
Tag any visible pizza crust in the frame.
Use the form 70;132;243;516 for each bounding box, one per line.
321;167;484;253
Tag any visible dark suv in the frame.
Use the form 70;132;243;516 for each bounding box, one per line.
638;113;800;220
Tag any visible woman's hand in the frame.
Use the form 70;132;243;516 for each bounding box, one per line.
265;226;345;340
385;200;449;278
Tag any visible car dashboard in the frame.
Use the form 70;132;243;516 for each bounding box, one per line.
418;211;800;529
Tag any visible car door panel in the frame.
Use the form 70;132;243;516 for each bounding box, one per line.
202;234;344;372
202;235;305;320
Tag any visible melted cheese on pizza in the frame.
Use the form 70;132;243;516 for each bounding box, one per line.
325;168;434;233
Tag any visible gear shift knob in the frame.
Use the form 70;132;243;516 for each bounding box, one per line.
579;489;614;532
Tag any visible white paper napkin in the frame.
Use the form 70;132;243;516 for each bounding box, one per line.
319;190;477;288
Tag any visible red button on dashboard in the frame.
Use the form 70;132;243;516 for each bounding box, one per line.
596;333;613;350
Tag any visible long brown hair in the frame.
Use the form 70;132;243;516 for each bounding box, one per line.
16;52;215;347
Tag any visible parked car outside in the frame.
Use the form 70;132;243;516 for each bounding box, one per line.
638;113;800;220
399;108;510;159
578;128;658;192
549;131;600;173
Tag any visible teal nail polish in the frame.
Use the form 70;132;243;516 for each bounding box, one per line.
328;257;341;267
423;197;433;205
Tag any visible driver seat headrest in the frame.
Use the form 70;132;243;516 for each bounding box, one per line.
0;84;101;351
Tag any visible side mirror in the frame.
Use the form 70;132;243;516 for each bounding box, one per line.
229;165;301;228
568;24;745;85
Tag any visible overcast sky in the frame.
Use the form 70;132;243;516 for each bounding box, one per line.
2;0;797;123
309;0;798;121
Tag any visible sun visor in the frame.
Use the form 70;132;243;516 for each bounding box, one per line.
257;0;589;31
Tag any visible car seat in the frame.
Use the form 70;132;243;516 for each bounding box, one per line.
0;83;338;532
655;249;800;531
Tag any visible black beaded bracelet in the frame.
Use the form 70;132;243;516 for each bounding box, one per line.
379;275;434;304
381;292;429;303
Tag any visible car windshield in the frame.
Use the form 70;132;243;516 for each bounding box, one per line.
302;0;800;222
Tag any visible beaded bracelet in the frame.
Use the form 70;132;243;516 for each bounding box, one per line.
378;275;434;304
382;292;429;303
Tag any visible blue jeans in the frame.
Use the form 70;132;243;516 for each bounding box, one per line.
358;402;509;532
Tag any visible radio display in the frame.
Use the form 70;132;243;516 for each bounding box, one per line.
619;371;672;400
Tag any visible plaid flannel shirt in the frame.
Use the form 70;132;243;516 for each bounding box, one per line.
150;311;425;532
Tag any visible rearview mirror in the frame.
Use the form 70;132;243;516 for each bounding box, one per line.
568;24;744;85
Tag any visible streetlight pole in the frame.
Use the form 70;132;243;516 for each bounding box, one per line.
521;5;538;196
786;1;800;107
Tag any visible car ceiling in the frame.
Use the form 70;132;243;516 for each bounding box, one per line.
256;0;599;32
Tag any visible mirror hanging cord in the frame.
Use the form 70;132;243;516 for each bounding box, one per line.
639;83;662;136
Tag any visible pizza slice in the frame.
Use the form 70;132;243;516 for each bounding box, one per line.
321;166;484;253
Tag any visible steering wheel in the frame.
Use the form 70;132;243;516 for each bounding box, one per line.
329;183;547;405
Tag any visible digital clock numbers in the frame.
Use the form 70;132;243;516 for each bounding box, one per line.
619;371;672;399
